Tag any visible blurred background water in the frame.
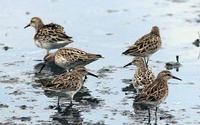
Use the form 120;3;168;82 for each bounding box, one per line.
0;0;200;124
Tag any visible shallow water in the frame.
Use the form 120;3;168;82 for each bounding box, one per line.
0;0;200;124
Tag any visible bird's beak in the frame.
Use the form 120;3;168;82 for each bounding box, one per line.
38;62;47;73
87;72;98;78
123;62;132;68
24;24;30;29
171;75;182;81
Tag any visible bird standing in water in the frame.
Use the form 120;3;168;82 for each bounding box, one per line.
24;17;73;54
123;57;155;93
133;70;181;123
41;66;98;108
39;47;103;73
122;26;161;67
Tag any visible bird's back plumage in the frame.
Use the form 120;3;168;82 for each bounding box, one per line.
123;26;161;57
34;23;73;44
54;47;102;69
134;78;168;106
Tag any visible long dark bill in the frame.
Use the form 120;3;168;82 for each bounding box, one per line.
24;24;30;29
123;62;132;68
171;75;182;81
38;62;47;73
87;72;98;78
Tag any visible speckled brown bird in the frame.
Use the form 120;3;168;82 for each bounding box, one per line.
42;66;98;107
122;26;161;66
39;47;103;73
133;70;181;122
123;57;155;93
24;17;73;54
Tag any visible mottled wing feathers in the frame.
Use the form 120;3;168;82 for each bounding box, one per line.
47;72;82;91
45;23;65;33
134;79;168;103
34;23;73;43
140;70;155;85
57;48;102;63
123;33;161;56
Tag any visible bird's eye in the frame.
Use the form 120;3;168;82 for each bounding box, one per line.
167;74;171;76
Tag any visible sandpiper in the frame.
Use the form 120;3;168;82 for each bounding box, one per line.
123;57;155;93
41;66;98;108
24;17;73;54
39;47;103;73
122;26;161;66
133;70;181;123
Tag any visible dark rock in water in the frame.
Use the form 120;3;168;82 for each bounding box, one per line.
107;9;119;13
48;105;54;109
97;65;117;78
170;0;188;3
20;105;27;110
0;103;9;108
21;117;31;121
0;75;21;84
105;33;114;36
122;79;132;84
9;90;25;95
193;39;200;47
25;11;30;15
11;116;31;121
122;84;136;92
2;46;13;51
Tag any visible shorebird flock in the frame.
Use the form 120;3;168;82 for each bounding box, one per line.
24;17;182;123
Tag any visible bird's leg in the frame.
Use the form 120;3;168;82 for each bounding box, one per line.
68;94;74;108
46;50;49;55
142;57;146;63
84;75;88;82
146;56;149;65
63;100;73;114
143;57;148;68
148;108;151;124
55;96;61;111
69;99;73;107
57;96;60;106
145;57;150;68
155;107;158;125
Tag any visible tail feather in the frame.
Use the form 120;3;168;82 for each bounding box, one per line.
95;54;103;58
122;46;138;55
122;49;130;55
88;54;103;59
38;79;53;87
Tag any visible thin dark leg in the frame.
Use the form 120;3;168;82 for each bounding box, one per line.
143;57;148;68
176;67;179;72
55;96;61;111
146;57;149;65
148;108;151;124
84;75;88;82
38;63;46;73
69;94;74;108
154;107;158;125
57;96;60;106
143;57;146;63
64;99;73;110
69;99;73;107
145;57;149;68
62;99;73;114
